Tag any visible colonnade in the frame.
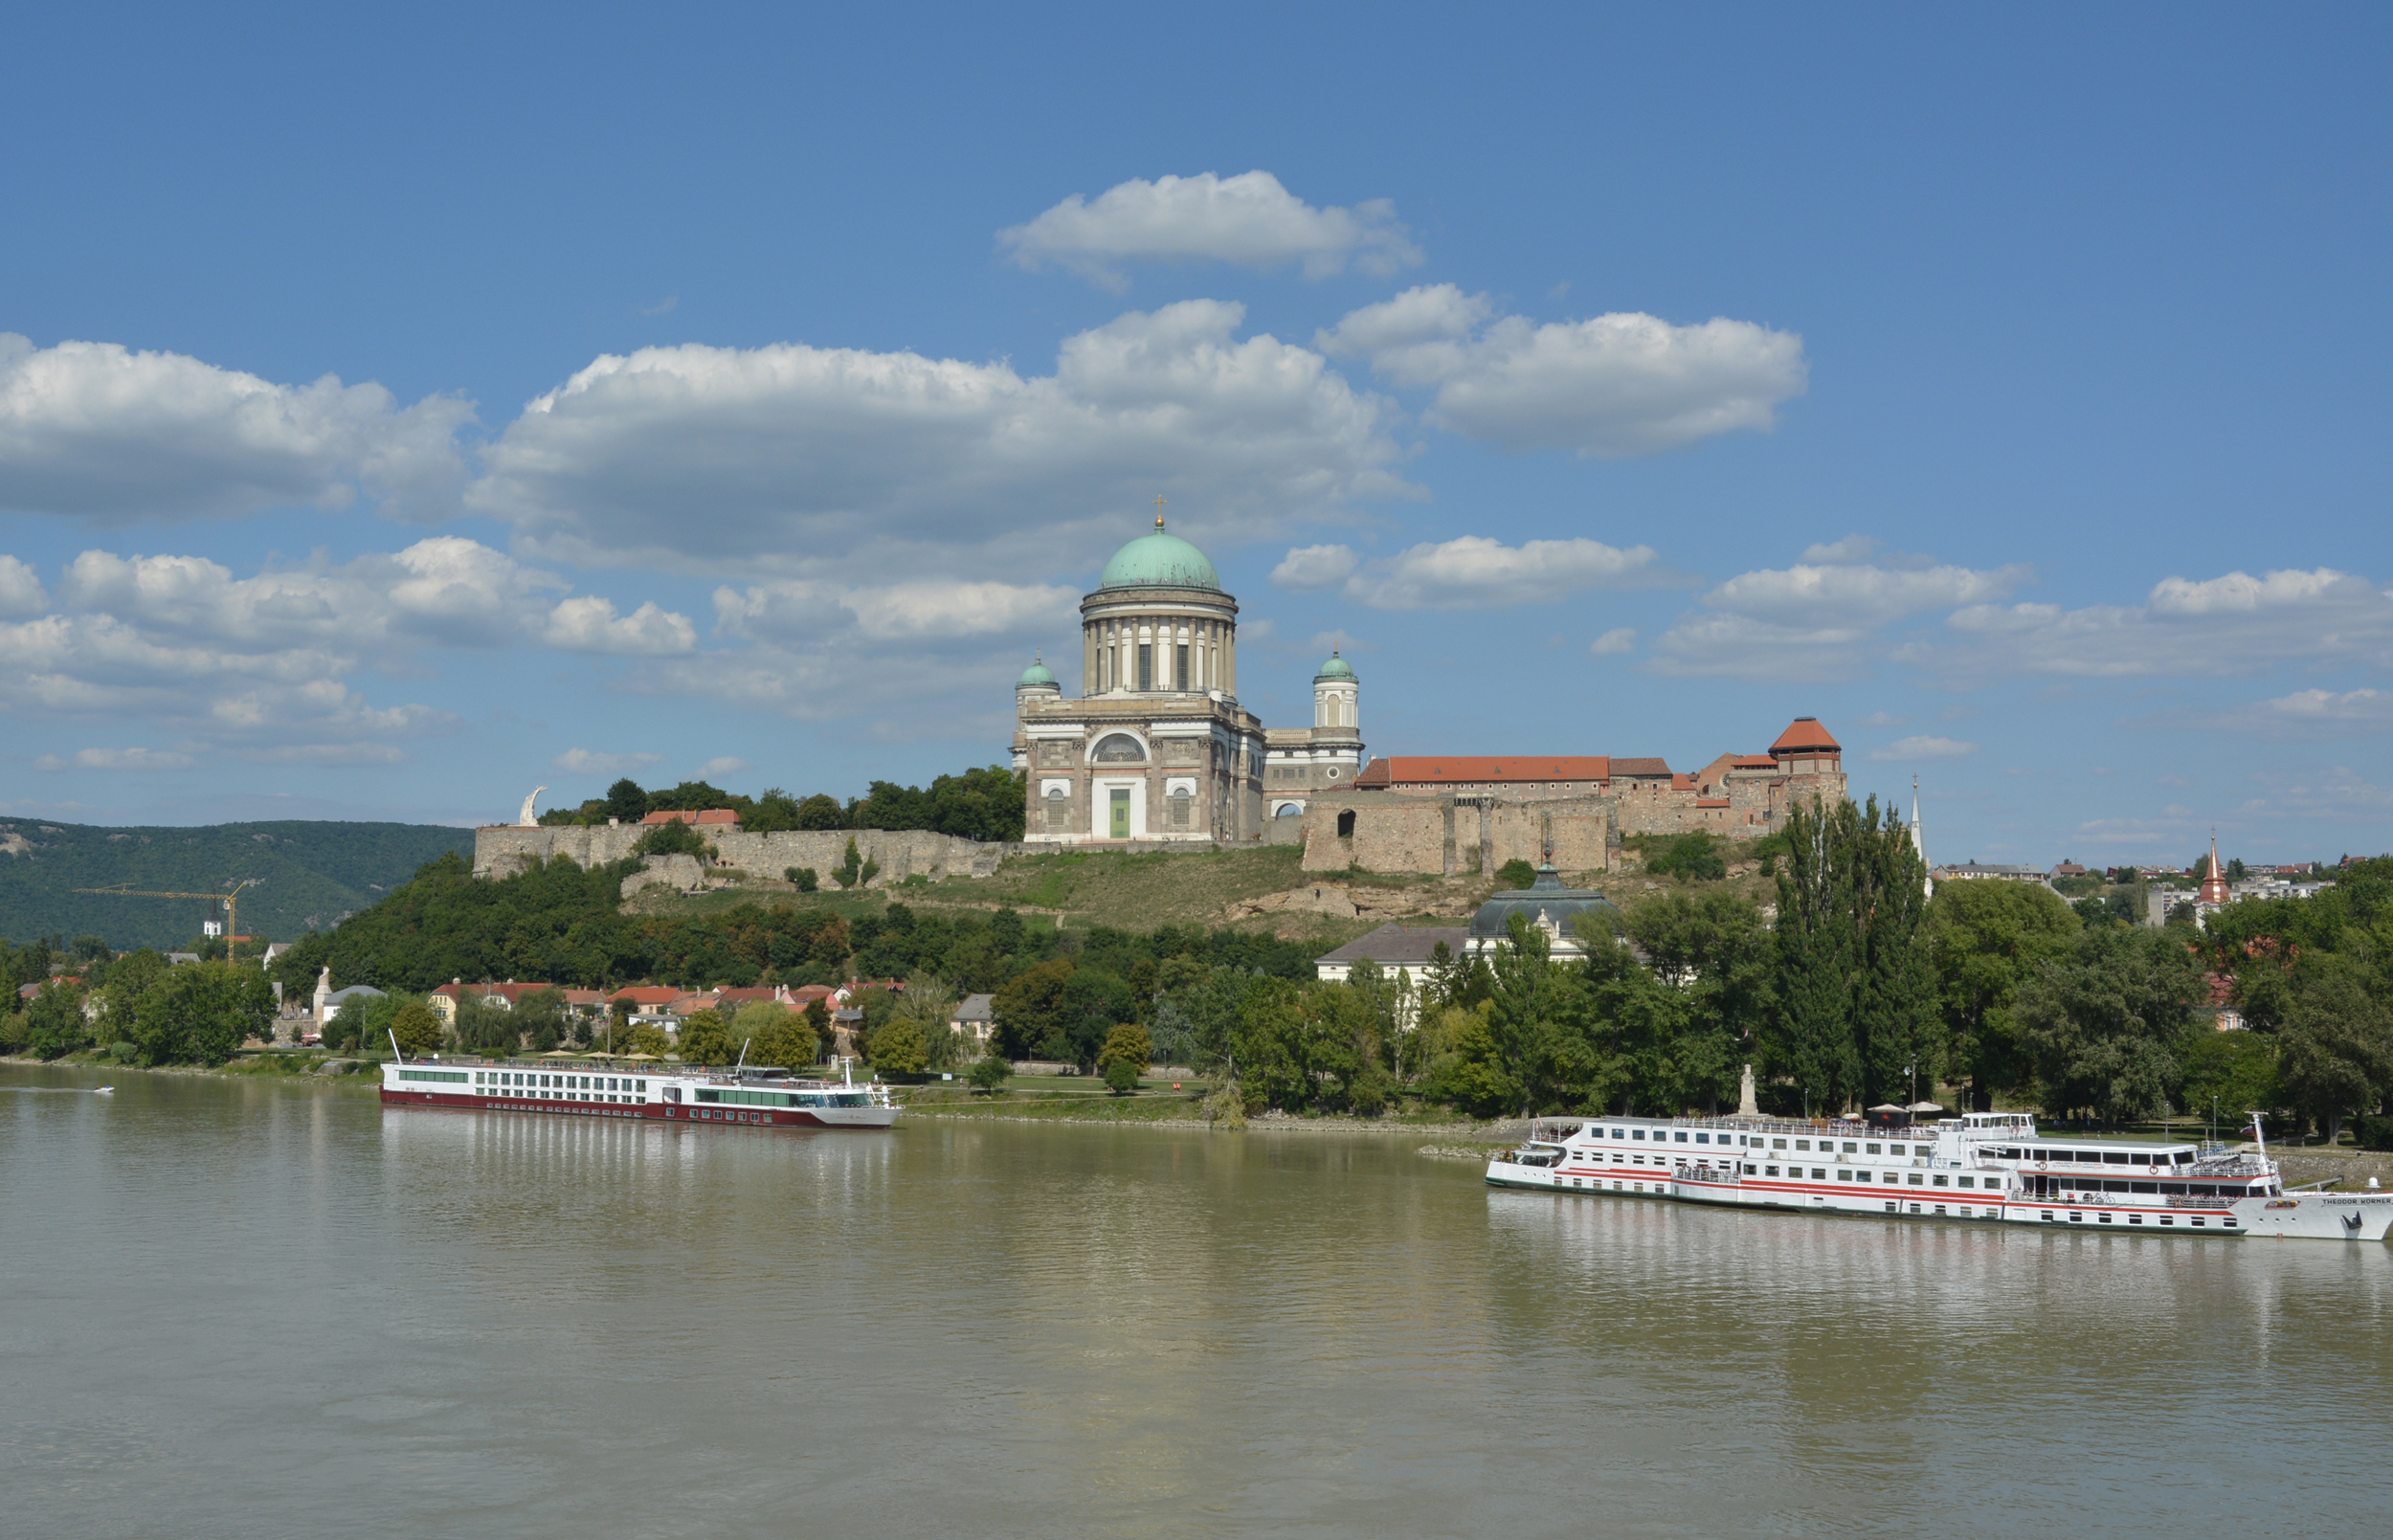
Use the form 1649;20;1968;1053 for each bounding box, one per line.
1082;612;1236;697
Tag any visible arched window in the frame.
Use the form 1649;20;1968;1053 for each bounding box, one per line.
1091;734;1147;763
1336;810;1356;837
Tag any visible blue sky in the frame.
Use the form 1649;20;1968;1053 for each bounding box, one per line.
2;3;2387;868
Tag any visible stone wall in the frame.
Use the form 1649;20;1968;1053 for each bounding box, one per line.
474;824;1016;885
1298;792;1614;878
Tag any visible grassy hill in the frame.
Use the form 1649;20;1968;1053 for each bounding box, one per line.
0;818;475;949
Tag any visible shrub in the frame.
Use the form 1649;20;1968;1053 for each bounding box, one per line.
868;1018;928;1078
1102;1056;1141;1095
785;866;819;892
2356;1114;2393;1153
967;1052;1012;1095
1495;859;1538;889
1644;833;1728;882
634;819;707;858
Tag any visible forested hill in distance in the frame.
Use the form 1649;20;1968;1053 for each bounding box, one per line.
0;819;474;950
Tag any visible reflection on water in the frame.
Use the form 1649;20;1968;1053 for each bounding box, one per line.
3;1061;2387;1540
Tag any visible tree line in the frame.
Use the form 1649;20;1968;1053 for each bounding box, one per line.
536;767;1026;843
17;797;2389;1139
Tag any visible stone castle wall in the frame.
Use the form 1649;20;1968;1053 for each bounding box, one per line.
1299;793;1614;878
474;824;1015;885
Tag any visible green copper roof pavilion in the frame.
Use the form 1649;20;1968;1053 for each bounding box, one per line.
1097;517;1221;591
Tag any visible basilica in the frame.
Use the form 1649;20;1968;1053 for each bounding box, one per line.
1012;517;1361;844
1012;517;1846;871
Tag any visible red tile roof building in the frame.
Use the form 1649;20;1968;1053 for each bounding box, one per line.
1345;717;1845;842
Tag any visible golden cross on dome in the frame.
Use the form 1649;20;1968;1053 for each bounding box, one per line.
1153;493;1166;529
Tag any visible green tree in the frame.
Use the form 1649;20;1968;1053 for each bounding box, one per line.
992;957;1076;1060
389;998;444;1057
635;820;707;858
744;789;803;833
967;1047;1012;1095
1644;832;1728;882
1929;878;2082;1105
803;998;834;1056
1096;1021;1152;1076
2276;954;2393;1144
1483;912;1599;1117
1102;1055;1141;1095
794;793;847;831
1773;796;1860;1112
453;993;520;1054
2013;926;2203;1126
677;1008;735;1064
604;778;650;823
128;963;275;1065
1623;891;1774;1113
624;1020;673;1058
830;837;881;890
2180;1031;2282;1134
25;984;90;1060
869;1017;928;1078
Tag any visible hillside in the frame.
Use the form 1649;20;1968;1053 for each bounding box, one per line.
0;819;475;949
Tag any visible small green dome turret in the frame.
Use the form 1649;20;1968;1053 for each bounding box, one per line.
1098;517;1221;591
1314;651;1356;681
1017;656;1059;689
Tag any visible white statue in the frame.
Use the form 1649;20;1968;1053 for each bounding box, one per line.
313;967;333;1026
518;786;548;826
1737;1062;1759;1118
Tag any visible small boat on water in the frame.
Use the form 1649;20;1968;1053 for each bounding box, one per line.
378;1055;899;1129
1487;1109;2392;1241
93;1085;114;1095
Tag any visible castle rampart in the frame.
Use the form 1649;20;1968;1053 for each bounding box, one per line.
473;824;1014;885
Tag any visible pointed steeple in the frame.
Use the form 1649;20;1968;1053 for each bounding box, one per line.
2199;828;2229;904
1912;774;1933;899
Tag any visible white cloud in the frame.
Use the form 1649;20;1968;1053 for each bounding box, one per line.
551;748;665;776
997;171;1421;289
714;578;1076;644
34;747;197;771
0;333;472;524
1317;284;1807;457
470;301;1413;581
2255;687;2393;726
1271;544;1361;591
1589;627;1637;657
1870;735;1978;761
0;555;48;616
1342;535;1663;611
542;596;698;656
693;756;750;779
1651;558;2032;681
1;538;695;765
1916;568;2393;680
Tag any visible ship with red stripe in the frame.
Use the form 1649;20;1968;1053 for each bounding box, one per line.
1488;1108;2391;1241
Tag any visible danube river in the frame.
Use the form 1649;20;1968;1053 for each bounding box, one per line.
4;1064;2387;1539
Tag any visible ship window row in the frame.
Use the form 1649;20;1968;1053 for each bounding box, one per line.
1601;1131;1927;1157
1999;1147;2194;1166
398;1068;468;1082
2053;1178;2219;1195
475;1072;649;1092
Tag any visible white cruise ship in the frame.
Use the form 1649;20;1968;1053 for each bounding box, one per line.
380;1057;900;1129
1487;1110;2392;1241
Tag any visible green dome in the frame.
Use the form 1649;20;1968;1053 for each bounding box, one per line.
1314;651;1355;681
1098;520;1220;591
1017;657;1059;689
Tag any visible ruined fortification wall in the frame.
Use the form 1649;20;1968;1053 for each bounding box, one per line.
474;824;1015;885
1299;793;1613;878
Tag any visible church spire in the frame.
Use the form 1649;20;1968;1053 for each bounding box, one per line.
1912;774;1933;899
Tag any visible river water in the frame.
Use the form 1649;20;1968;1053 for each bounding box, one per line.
4;1063;2387;1539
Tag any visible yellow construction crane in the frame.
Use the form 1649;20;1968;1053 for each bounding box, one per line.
75;879;261;958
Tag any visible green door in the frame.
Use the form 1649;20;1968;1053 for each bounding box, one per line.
1109;788;1130;839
